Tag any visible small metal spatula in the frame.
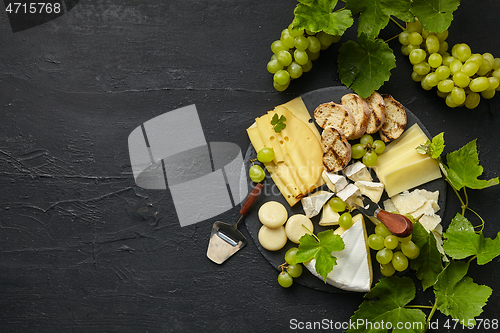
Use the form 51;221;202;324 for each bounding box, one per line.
207;183;264;264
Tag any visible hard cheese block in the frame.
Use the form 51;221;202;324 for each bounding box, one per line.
304;214;372;292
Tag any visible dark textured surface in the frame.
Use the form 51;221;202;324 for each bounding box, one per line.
0;1;499;332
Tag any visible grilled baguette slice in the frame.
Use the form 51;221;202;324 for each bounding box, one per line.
314;102;356;140
340;93;371;139
379;94;407;142
321;127;351;172
363;91;386;134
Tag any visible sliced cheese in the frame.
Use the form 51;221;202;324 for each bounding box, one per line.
375;124;427;167
383;157;442;197
391;190;427;215
282;97;321;141
255;113;285;164
319;203;340;226
376;148;431;184
355;181;384;204
344;161;372;182
383;198;398;213
263;163;301;206
304;214;372;292
322;171;348;193
301;191;334;218
419;214;442;232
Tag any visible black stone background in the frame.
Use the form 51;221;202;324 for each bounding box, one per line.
0;0;499;332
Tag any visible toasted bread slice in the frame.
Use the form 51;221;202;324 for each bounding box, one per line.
379;94;407;142
363;91;386;134
321;127;351;172
314;102;356;140
340;93;370;139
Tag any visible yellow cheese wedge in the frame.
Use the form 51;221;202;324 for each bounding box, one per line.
255;113;285;164
282;97;321;141
383;157;442;197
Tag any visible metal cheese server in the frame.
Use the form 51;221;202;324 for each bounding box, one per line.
354;194;413;237
207;183;264;264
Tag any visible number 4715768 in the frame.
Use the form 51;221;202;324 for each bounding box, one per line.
5;2;62;14
444;318;498;329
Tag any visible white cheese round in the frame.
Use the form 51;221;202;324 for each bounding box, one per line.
258;225;287;251
285;214;314;244
258;201;288;228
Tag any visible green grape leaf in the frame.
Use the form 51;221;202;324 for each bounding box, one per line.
443;139;499;191
347;276;427;333
434;260;492;325
338;34;396;98
292;0;353;35
409;221;444;291
429;132;445;159
295;229;344;282
411;0;461;33
345;0;413;39
270;114;287;133
443;214;500;265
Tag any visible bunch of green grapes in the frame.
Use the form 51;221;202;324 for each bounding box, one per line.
267;24;341;91
277;247;303;288
399;19;500;109
248;147;275;183
367;223;420;276
351;134;386;167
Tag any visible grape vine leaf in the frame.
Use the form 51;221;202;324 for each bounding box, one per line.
347;276;427;333
295;229;345;282
411;0;461;33
345;0;413;39
443;139;499;191
292;0;353;35
434;260;492;325
428;132;445;159
443;214;500;265
409;221;443;291
338;34;396;98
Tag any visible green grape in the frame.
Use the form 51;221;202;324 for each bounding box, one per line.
280;29;296;49
287;62;303;79
420;78;432;91
391;251;409;271
306;49;320;61
316;31;336;48
400;45;410;56
492;69;500;81
257;147;275;163
372;140;385;154
384;235;399;250
481;89;496;99
439;41;449;55
329;197;346;212
411;71;425;82
368;234;385;251
294;35;309;51
408;32;423;46
406;44;420;54
351;143;367;159
460;61;479;77
362;151;378;167
425;35;440;54
423;73;439;87
376;248;393;265
428;53;442;68
288;25;304;37
409;49;426;65
464;92;481;109
398;31;410;45
455;43;472;62
445;93;459;108
450;86;466;105
249;164;265;183
421;29;432;39
406;20;422;34
301;60;313;73
271;40;287;54
401;241;420;259
435;66;451;80
436;89;448;99
494;58;500;70
468;53;483;65
452;72;470;88
273;69;290;86
307;36;321;53
469;77;490;92
285;247;298;264
489;77;500;90
273;81;289;92
413;62;431;75
380;263;396;277
278;271;293;288
449;59;462;74
276;50;292;66
442;55;455;67
267;59;283;74
360;134;373;146
375;223;392;238
436;30;449;41
339;212;353;229
477;53;495;76
293;49;309;66
287;264;303;278
397;234;412;243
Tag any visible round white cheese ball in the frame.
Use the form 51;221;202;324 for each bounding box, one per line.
258;225;287;251
285;214;314;244
258;201;288;228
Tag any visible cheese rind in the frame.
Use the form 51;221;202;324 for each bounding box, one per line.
355;181;384;203
344;161;372;182
301;191;334;218
322;171;348;193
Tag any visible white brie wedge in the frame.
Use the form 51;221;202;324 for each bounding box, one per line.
301;191;334;218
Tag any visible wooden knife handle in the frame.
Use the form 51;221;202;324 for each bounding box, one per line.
376;210;413;238
240;183;264;216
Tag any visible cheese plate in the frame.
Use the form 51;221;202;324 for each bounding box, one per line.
244;86;447;293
